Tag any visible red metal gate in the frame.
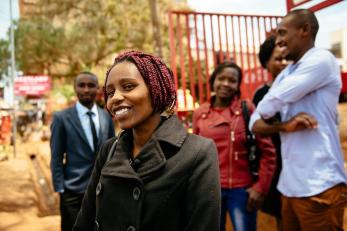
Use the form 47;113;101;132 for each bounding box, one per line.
168;11;282;112
286;0;343;12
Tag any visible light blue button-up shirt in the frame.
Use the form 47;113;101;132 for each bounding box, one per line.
76;102;100;152
250;47;347;197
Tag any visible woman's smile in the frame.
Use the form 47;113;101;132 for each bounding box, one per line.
105;61;156;131
113;106;131;120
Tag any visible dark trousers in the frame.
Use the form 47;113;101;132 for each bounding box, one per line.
60;190;84;231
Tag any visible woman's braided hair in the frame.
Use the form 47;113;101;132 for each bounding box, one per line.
104;51;177;114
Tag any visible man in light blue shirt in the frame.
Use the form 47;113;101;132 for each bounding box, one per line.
250;9;347;231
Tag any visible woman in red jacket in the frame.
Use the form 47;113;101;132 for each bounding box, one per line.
193;62;276;231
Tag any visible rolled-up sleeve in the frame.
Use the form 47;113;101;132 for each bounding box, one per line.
255;50;336;120
249;110;261;131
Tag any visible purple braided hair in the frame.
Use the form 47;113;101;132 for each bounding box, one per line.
104;51;177;114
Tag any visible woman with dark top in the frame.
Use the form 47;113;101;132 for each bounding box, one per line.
73;51;221;231
193;62;276;231
253;35;288;106
252;35;288;231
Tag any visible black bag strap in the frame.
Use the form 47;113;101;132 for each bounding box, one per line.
241;100;255;145
241;100;259;179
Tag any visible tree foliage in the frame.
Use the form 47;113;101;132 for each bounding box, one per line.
14;18;66;76
10;0;188;79
0;39;10;80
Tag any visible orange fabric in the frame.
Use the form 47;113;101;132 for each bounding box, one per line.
0;116;11;144
281;183;347;231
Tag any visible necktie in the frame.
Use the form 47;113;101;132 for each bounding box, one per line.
86;111;98;152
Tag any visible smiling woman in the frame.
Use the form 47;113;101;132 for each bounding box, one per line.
192;62;276;231
105;62;154;131
73;51;221;231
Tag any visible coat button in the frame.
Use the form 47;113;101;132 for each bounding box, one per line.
127;226;136;231
96;182;102;195
95;220;100;231
133;187;141;200
131;158;141;171
133;158;141;166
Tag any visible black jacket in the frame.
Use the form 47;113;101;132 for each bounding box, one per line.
73;115;221;231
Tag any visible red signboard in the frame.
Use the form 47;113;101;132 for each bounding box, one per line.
342;72;347;94
14;75;51;96
286;0;343;12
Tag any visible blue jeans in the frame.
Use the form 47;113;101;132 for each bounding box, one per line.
220;188;257;231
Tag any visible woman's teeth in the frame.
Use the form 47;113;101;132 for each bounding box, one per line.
115;108;129;115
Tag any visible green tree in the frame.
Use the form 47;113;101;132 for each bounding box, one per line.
0;39;10;80
11;0;187;79
14;18;66;76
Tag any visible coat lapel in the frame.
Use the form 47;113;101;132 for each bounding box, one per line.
199;105;230;128
101;132;142;182
101;115;188;182
97;107;108;146
67;106;90;148
101;132;168;183
198;97;240;128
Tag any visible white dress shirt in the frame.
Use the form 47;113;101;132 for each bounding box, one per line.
250;47;347;197
76;102;100;152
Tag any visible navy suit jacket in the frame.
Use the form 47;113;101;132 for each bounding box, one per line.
50;104;115;194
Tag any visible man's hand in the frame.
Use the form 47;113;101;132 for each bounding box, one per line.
280;112;317;132
246;188;265;212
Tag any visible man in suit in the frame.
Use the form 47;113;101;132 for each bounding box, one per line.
50;72;115;231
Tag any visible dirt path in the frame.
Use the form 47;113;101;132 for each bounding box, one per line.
0;211;60;231
0;139;60;231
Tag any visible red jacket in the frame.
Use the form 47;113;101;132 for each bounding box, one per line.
193;98;276;194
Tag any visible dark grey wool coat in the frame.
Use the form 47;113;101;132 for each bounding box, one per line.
73;115;221;231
